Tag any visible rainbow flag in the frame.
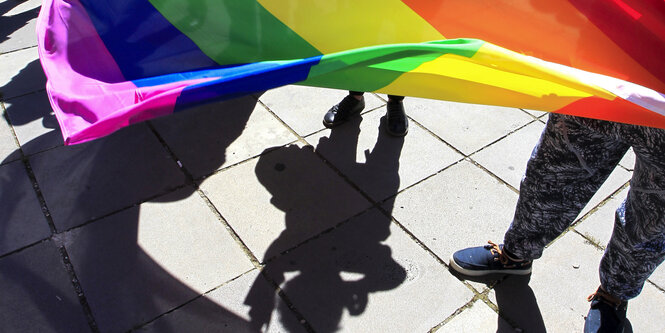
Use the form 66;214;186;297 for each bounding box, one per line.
37;0;665;145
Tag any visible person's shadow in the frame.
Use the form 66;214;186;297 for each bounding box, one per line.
246;114;408;332
0;82;268;332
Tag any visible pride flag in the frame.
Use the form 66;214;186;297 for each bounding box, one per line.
37;0;665;145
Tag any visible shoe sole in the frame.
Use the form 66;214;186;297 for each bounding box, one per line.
448;254;532;276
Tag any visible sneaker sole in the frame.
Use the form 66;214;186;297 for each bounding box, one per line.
448;254;532;276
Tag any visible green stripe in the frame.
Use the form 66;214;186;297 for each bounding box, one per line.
301;39;484;92
148;0;321;65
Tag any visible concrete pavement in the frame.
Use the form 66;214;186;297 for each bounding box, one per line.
2;1;664;332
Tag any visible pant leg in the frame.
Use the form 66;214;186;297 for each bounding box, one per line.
600;125;665;300
504;114;629;260
387;95;404;102
349;91;364;97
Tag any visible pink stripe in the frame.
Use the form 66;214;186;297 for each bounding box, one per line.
37;0;204;144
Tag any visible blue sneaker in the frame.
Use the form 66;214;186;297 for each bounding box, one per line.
584;286;627;333
449;241;532;276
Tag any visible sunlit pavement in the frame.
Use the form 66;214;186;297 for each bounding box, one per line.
1;1;664;332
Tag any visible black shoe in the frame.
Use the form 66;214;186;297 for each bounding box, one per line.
323;95;365;128
385;101;408;136
584;286;628;333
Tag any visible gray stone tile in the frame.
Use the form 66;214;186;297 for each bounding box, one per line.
201;143;371;261
65;187;254;332
152;95;297;179
407;98;534;155
260;208;474;333
5;90;63;155
627;282;665;332
0;0;41;53
521;108;548;118
575;187;665;290
0;240;90;332
0;110;20;164
436;300;513;333
259;85;385;137
29;123;186;231
574;188;628;249
138;270;305;333
508;231;665;332
619;147;635;171
0;160;50;256
511;232;603;332
472;121;545;189
0;47;45;99
385;160;518;260
577;166;631;219
649;264;665;292
306;108;462;202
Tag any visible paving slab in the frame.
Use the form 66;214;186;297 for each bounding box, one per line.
4;90;63;155
307;108;463;202
0;47;45;100
0;240;90;332
619;147;635;171
407;98;534;155
0;108;20;164
472;120;545;189
506;231;665;332
575;187;665;290
201;143;372;261
64;187;254;332
259;85;385;137
28;123;186;231
151;95;297;179
627;282;665;332
507;232;604;332
577;166;631;220
521;108;548;118
648;263;665;292
574;188;628;249
0;159;50;256
137;270;305;333
260;208;474;333
385;160;518;262
0;0;40;53
435;300;513;333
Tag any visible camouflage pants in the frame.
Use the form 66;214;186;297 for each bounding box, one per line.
504;113;665;300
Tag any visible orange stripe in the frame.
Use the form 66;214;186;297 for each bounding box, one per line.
401;0;665;93
555;96;665;129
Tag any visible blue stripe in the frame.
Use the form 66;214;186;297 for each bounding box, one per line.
173;56;322;111
79;0;218;80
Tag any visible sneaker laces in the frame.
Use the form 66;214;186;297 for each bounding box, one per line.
587;286;625;310
487;241;510;265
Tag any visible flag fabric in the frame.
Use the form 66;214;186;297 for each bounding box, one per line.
37;0;665;145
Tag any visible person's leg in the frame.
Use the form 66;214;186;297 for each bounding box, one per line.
450;114;629;276
585;125;665;332
503;114;629;260
323;91;365;128
599;125;665;300
385;95;408;136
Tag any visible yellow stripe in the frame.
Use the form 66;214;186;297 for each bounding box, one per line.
256;0;443;53
378;45;616;112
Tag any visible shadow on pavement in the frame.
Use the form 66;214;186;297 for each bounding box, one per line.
247;115;407;332
448;268;546;332
0;89;264;332
0;0;40;47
